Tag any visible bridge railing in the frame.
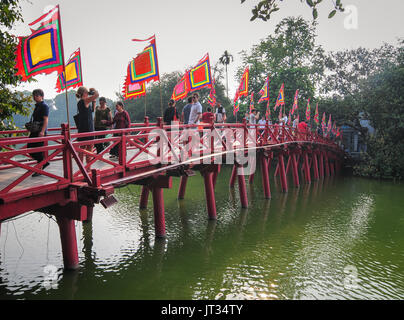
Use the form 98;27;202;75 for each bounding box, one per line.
0;119;341;203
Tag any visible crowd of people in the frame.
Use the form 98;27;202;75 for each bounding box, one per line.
27;87;323;177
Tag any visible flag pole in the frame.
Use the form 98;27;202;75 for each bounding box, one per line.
56;5;70;132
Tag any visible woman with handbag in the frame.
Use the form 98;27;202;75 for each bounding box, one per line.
75;86;99;164
27;89;50;177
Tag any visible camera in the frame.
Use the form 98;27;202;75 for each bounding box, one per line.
88;89;95;95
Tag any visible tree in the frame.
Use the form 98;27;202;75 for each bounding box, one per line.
241;0;345;22
236;17;325;123
0;0;31;131
219;50;234;99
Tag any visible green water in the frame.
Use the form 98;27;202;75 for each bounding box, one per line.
0;166;403;300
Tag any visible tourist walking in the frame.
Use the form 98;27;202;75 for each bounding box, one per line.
94;97;112;154
102;101;131;159
28;89;50;177
181;97;193;124
76;86;99;164
188;92;203;125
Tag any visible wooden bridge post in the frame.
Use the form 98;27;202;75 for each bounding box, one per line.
61;123;73;182
312;152;319;181
319;152;324;179
202;171;217;220
144;116;149;144
56;215;79;270
152;187;166;238
150;175;172;238
278;153;288;193
303;151;311;183
140;186;150;208
229;165;237;188
177;176;188;200
260;155;271;199
237;164;248;208
291;153;300;188
325;152;330;177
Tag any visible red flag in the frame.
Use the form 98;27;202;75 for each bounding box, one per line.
15;5;64;81
305;98;311;121
237;67;249;98
291;89;299;114
274;83;285;111
258;76;270;103
171;72;189;101
314;103;319;125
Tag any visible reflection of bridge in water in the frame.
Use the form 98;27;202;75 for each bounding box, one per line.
0;117;345;270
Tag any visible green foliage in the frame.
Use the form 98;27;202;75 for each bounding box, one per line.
236;17;325;123
241;0;344;22
354;64;404;179
0;0;32;130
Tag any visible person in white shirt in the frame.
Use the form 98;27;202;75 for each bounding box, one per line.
188;92;203;125
292;114;299;128
249;109;260;125
258;116;266;129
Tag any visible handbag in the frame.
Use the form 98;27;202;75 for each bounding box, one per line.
25;115;43;133
73;113;80;128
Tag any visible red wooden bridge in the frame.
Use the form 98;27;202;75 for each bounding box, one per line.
0;117;345;270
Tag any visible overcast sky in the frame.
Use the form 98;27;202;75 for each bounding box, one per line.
12;0;404;103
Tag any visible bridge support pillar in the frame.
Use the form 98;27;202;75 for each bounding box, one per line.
84;206;94;223
325;153;330;177
202;172;217;220
152;187;166;238
330;160;335;176
278;154;288;193
291;154;300;188
260;156;271;199
237;165;248;208
303;152;311;184
312;153;319;181
140;186;150;208
177;176;188;200
319;152;324;179
249;172;255;184
212;164;220;188
56;215;79;270
229;165;237;188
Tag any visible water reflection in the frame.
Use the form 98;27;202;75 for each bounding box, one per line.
0;172;403;299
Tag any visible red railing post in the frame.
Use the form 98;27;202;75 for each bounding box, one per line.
61;123;73;182
237;164;248;208
278;153;288;192
144;116;149;144
203;171;217;220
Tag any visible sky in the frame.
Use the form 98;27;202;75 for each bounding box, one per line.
11;0;404;103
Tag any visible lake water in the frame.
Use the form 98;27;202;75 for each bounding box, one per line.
0;166;403;300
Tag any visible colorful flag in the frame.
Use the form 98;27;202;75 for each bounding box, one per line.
258;76;270;103
291;89;299;114
15;5;64;81
327;114;332;133
249;92;254;112
237;67;249;98
55;48;83;93
233;99;240;116
305;98;311;122
127;36;160;85
332;122;337;135
171;72;189;101
188;53;212;91
207;79;217;107
274;83;285;111
314;103;319;125
123;81;146;100
321;112;326;132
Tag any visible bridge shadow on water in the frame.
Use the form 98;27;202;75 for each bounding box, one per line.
1;168;404;299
